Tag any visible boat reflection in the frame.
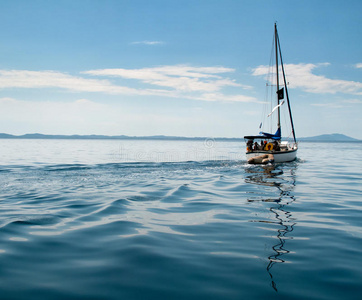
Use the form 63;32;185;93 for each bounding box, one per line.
245;163;297;292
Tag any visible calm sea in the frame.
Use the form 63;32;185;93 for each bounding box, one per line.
0;139;361;300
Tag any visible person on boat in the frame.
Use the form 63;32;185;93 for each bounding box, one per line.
273;140;280;151
246;139;253;152
262;140;268;150
253;141;259;151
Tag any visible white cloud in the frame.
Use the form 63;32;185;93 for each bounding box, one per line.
309;97;362;108
310;102;343;108
355;63;362;69
343;99;362;104
0;70;138;94
0;66;257;103
252;63;362;95
130;41;164;45
83;65;241;92
192;92;257;103
84;65;235;80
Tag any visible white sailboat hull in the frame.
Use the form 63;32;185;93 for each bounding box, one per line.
246;148;297;163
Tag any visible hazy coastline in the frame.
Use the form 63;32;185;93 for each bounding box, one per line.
0;133;360;142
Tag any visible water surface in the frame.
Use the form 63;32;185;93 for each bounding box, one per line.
0;140;361;299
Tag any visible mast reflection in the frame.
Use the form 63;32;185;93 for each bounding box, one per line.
245;163;297;292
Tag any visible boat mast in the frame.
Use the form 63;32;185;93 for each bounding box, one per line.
275;23;281;131
276;28;297;143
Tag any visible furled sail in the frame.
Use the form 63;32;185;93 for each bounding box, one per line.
259;128;281;140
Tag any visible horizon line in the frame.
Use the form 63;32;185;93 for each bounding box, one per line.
0;133;360;142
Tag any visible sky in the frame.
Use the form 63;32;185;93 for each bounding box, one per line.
0;0;361;139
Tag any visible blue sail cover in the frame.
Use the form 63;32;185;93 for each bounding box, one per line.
244;128;281;140
259;128;281;140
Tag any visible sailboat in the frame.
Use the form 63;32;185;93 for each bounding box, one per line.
245;23;298;164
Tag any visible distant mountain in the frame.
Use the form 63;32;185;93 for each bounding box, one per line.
0;133;14;138
0;133;242;141
1;133;360;142
299;133;360;142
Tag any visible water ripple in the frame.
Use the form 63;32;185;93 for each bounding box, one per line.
0;141;361;299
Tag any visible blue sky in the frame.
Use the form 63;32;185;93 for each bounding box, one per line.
0;0;361;138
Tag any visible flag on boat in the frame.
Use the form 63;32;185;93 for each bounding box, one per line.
267;100;284;117
277;88;284;100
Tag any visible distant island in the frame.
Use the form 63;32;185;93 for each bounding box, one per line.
298;133;361;142
0;133;241;142
0;133;360;142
